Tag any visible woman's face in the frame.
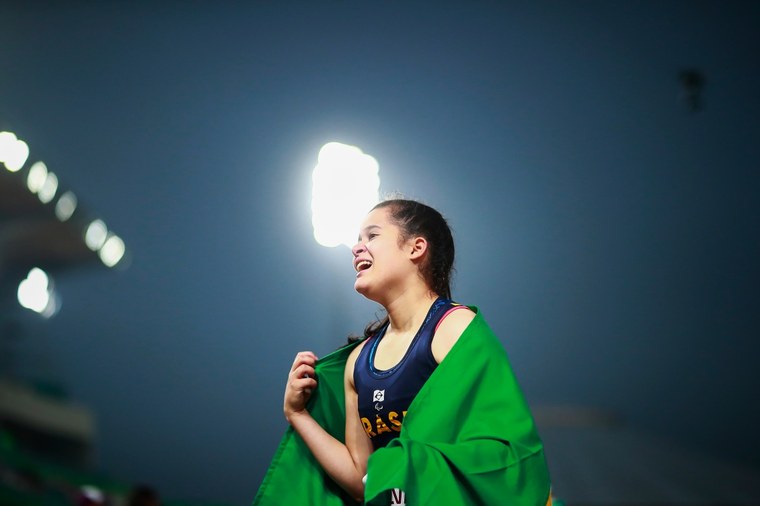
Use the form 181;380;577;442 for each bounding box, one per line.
352;206;416;301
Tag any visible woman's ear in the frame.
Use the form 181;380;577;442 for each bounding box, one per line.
409;236;428;260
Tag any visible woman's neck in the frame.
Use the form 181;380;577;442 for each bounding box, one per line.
383;286;439;335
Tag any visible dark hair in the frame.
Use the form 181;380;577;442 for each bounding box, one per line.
354;198;456;340
128;485;160;506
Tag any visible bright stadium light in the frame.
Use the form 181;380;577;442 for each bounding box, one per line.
17;268;50;313
0;131;17;167
38;171;59;204
85;219;108;251
17;267;59;317
27;161;48;193
0;131;29;172
99;233;126;268
55;191;78;221
311;142;380;248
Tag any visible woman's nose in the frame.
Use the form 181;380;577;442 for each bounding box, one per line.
352;241;365;256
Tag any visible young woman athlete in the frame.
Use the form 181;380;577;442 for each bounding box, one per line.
284;199;475;502
268;198;551;505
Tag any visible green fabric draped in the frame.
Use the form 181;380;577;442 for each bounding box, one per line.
253;310;551;506
252;340;360;506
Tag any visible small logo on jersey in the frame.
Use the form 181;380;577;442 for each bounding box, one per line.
373;390;385;411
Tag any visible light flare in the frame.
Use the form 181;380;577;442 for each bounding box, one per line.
311;142;380;248
85;219;108;251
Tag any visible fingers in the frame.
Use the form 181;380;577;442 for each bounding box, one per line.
284;370;318;417
283;352;320;420
291;351;318;370
290;352;318;383
290;363;317;388
292;363;315;380
291;376;318;393
287;358;318;395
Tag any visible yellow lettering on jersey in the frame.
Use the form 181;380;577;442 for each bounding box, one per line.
375;414;391;435
361;417;376;437
388;411;402;432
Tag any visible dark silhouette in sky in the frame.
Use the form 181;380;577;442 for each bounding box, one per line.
679;68;706;112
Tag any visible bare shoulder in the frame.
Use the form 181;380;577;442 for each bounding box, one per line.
431;307;476;363
344;339;369;388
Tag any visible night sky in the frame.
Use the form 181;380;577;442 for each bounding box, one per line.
1;2;759;504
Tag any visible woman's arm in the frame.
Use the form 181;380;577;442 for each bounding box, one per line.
283;346;372;502
343;344;374;486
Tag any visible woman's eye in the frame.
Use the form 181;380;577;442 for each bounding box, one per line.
368;233;378;240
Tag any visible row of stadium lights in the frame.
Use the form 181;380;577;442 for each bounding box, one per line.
0;130;127;317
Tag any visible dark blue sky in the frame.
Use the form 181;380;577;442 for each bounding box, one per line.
1;2;759;504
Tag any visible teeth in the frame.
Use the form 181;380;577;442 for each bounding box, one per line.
356;260;372;272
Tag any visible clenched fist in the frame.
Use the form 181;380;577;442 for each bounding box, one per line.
283;351;319;422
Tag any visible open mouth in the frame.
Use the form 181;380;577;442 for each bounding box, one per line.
355;260;372;273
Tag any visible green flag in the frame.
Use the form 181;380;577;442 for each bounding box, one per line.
252;340;360;506
253;309;551;505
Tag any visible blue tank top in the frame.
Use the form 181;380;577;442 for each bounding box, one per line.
353;297;460;449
